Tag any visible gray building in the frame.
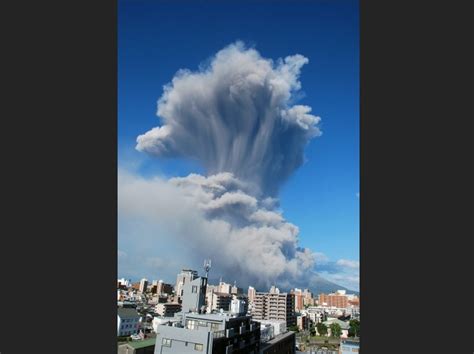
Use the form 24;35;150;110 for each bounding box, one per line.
253;292;296;327
176;269;199;298
182;276;208;313
260;331;296;354
154;312;260;354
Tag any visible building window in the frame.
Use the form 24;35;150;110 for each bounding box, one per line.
192;286;198;293
162;338;172;347
187;320;197;330
194;343;203;351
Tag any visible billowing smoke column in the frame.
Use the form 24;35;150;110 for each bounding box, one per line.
136;41;321;196
123;42;325;289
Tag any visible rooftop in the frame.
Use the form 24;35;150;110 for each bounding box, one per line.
120;338;156;350
118;308;139;319
261;331;295;347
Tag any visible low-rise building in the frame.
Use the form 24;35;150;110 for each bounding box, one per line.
155;303;182;317
118;308;141;337
118;338;156;354
322;318;350;338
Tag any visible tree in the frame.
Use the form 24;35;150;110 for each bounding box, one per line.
316;322;328;337
329;323;342;338
348;319;360;337
310;323;316;336
288;325;299;333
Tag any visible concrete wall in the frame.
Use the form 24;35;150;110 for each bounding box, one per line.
154;325;213;354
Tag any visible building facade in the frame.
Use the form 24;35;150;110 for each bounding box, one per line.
182;276;208;313
175;269;199;298
318;292;349;308
118;308;141;337
154;313;260;354
155;303;182;317
139;279;149;293
252;292;296;327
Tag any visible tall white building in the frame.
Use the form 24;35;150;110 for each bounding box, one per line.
139;278;148;293
175;269;198;298
230;298;247;316
248;286;256;303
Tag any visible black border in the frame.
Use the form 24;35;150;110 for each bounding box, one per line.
0;1;472;353
1;0;117;353
360;0;473;353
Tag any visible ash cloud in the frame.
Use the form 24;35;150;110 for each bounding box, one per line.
136;41;321;196
119;170;318;290
119;42;355;291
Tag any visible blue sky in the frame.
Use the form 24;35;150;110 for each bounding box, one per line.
118;0;359;289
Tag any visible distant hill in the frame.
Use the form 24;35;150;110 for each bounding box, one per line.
307;273;359;296
207;273;359;296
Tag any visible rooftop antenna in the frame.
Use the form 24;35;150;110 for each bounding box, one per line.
203;259;212;278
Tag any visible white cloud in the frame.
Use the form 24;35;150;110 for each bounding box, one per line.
136;41;321;196
336;259;359;269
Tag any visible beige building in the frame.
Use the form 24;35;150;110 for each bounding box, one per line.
155;303;182;317
252;292;296;327
247;286;256;304
206;290;232;312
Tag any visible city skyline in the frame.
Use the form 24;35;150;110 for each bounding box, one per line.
118;0;359;291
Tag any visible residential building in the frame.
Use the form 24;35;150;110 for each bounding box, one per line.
140;279;149;293
207;292;232;313
248;286;256;304
252;292;296;327
176;269;199;298
182;276;207;313
118;308;140;337
154;312;260;354
217;281;232;294
230;298;247;316
118;278;131;288
302;289;314;307
155;303;182;317
318;292;349;308
291;288;304;312
158;280;174;295
231;285;243;295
